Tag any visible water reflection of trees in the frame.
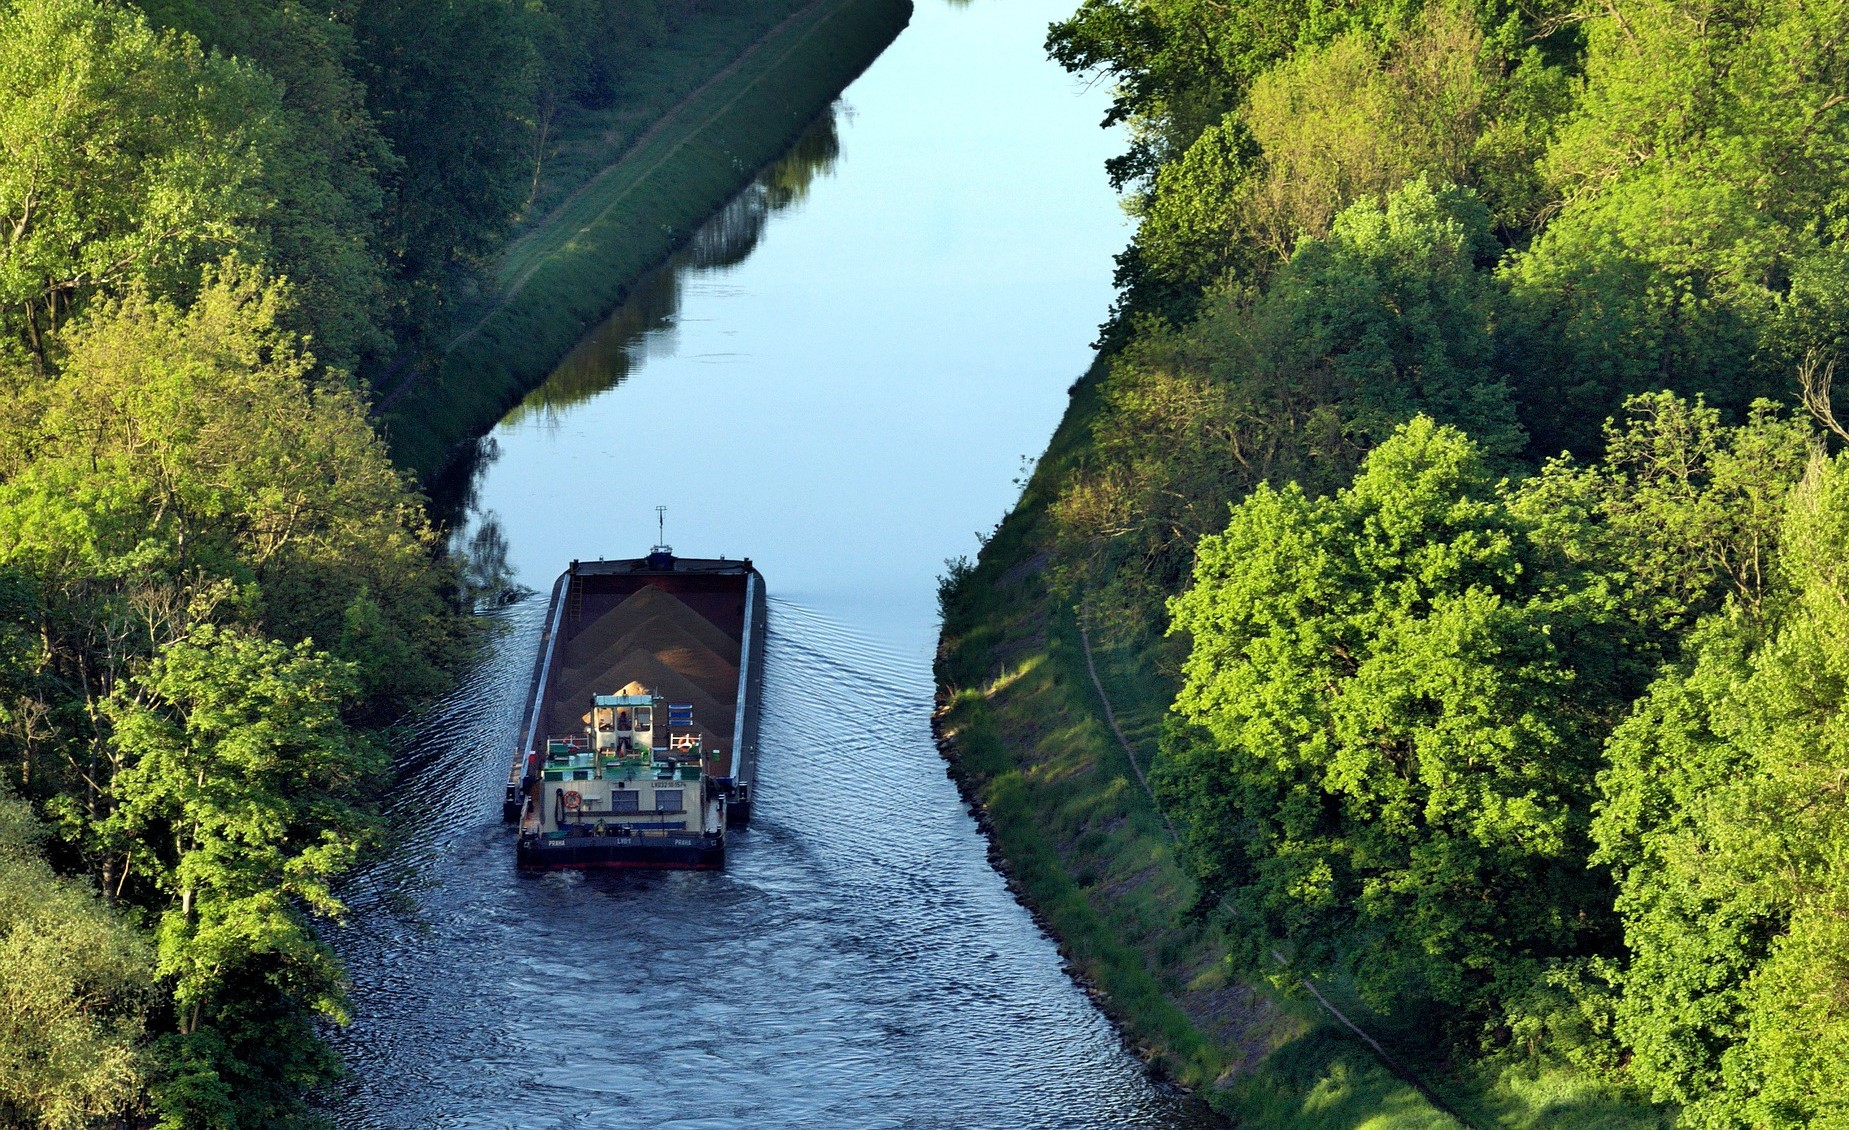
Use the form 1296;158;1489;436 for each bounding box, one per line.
428;107;842;576
458;515;528;606
500;105;843;425
422;436;532;606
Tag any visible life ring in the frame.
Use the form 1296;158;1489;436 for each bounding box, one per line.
561;789;581;811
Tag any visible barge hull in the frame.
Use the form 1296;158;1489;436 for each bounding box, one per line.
517;837;725;870
727;568;768;828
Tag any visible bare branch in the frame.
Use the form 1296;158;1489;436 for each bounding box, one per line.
1798;350;1849;443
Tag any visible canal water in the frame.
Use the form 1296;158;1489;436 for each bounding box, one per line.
323;0;1213;1125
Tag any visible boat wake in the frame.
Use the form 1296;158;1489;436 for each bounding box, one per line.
319;594;1209;1128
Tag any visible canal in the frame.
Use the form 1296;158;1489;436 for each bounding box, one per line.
322;0;1212;1124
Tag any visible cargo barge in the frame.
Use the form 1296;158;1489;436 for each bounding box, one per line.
504;549;766;870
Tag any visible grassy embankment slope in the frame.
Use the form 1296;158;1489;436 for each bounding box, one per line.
381;0;911;478
935;362;1672;1129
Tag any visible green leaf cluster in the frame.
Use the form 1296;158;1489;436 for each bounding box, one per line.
0;268;465;1125
1594;452;1849;1126
0;791;153;1130
0;0;277;360
1159;402;1826;1094
104;627;382;1129
1503;0;1849;453
1036;0;1849;1115
1164;417;1622;1024
1055;178;1518;632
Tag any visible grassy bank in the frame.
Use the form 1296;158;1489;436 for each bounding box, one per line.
381;0;911;478
934;361;1671;1128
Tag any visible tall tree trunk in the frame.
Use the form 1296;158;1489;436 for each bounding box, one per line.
21;298;42;366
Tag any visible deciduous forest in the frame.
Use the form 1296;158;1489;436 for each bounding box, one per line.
9;0;1849;1120
0;0;759;1124
981;0;1849;1120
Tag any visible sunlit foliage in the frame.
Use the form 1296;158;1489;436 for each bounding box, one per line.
0;267;462;1124
1163;419;1623;1027
0;0;276;361
1595;451;1849;1126
1047;0;1848;1100
1158;402;1816;1056
0;791;152;1130
1056;179;1517;632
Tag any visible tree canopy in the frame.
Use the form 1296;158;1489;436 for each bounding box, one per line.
1055;178;1518;630
0;791;152;1130
1040;0;1849;1105
1157;401;1826;1085
1163;418;1622;1023
106;627;381;1129
0;0;276;360
0;266;464;1125
0;0;794;1121
1595;451;1849;1125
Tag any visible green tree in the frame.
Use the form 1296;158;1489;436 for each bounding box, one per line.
1502;0;1849;455
1162;417;1621;1027
1259;178;1518;453
0;0;279;360
1132;2;1567;305
131;0;398;373
1056;180;1519;632
1595;450;1849;1127
0;267;463;930
103;626;381;1129
1046;0;1306;189
0;268;459;721
1056;0;1576;324
0;791;152;1130
1515;392;1815;646
0;250;471;1130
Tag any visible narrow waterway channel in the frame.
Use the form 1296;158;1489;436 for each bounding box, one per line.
323;1;1214;1125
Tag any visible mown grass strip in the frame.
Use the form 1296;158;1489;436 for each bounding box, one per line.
382;0;911;478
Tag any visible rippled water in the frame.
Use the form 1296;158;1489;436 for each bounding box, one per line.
324;0;1213;1124
326;600;1206;1126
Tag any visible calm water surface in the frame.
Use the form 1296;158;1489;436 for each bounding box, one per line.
324;1;1213;1125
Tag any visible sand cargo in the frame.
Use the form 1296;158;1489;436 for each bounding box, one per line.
504;550;766;869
